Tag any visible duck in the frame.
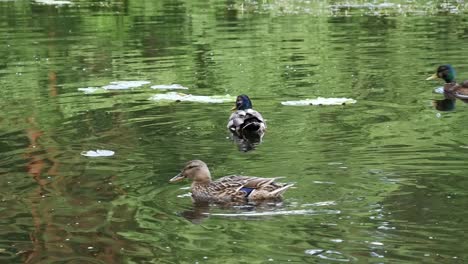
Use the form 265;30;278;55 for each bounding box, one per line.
227;95;266;137
427;65;468;100
169;160;293;204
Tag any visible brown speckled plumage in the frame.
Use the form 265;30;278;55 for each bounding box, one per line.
170;160;293;204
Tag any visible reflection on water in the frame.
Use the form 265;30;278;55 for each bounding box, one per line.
229;132;263;152
432;91;468;111
433;98;456;112
179;202;211;224
178;199;340;225
305;249;357;262
2;0;468;263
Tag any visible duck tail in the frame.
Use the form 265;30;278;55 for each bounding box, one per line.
269;184;294;197
241;119;263;132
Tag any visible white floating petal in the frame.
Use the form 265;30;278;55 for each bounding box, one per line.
102;81;150;90
150;84;189;90
81;150;115;157
149;92;234;103
281;97;356;106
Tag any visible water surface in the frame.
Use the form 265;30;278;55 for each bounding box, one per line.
1;0;468;263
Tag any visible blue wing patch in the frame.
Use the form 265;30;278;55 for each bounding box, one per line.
240;187;254;197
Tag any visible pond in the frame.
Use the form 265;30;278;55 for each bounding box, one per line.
1;0;468;263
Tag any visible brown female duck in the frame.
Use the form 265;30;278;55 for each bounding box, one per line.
170;160;292;204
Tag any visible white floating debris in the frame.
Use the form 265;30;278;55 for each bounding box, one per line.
149;92;234;103
281;97;356;106
81;150;115;157
150;84;189;90
377;225;395;230
102;81;150;90
330;3;396;9
34;0;72;5
77;87;100;94
313;181;336;185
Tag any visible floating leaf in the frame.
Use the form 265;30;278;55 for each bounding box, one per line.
77;87;100;94
81;150;115;157
102;81;150;90
281;97;356;106
150;84;189;90
149;92;234;103
34;0;72;5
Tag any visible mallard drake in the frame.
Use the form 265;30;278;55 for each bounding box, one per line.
227;95;266;136
427;65;468;100
169;160;293;204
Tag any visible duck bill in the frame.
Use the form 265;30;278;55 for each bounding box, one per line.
426;73;438;80
169;173;185;183
231;106;237;111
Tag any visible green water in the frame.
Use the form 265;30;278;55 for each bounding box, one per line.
2;0;468;263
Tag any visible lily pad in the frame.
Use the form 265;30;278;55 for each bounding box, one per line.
34;0;72;5
281;97;357;106
149;92;234;103
78;80;151;93
102;81;150;90
77;87;100;94
81;150;115;157
150;84;189;90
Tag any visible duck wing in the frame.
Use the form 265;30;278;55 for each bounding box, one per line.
227;110;266;130
455;81;468;99
227;110;247;131
244;109;265;124
214;175;292;200
445;81;468;101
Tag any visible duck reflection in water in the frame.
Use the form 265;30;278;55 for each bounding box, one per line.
170;160;293;222
227;95;266;152
179;200;285;224
178;201;211;224
229;131;263;152
433;98;456;111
